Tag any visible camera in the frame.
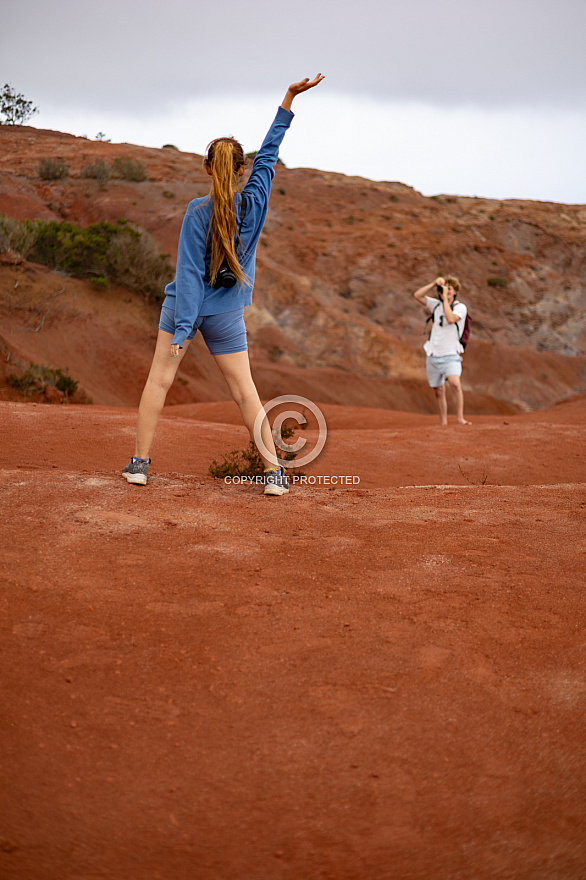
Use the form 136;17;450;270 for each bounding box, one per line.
211;259;238;289
436;283;444;296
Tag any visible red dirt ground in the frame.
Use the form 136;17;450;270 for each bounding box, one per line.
1;398;585;880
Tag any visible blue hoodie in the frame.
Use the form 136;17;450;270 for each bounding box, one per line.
163;105;294;348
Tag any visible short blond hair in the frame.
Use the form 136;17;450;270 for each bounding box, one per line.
444;275;461;293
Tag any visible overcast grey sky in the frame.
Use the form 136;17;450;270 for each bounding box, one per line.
3;0;586;202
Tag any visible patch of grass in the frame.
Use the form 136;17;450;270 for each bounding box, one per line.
162;190;175;199
106;232;174;300
113;157;147;182
162;144;179;150
81;160;110;184
0;215;37;258
38;157;69;180
487;276;508;288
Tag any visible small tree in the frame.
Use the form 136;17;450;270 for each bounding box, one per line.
0;83;38;125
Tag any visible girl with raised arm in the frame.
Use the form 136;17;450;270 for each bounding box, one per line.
122;74;324;495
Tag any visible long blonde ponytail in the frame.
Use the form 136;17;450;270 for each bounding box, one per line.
204;137;246;287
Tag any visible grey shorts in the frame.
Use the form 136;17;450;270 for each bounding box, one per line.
159;303;247;355
426;354;462;387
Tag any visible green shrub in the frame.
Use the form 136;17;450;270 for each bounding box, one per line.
54;371;78;397
1;214;174;299
26;219;122;275
81;159;111;184
7;364;78;398
7;368;39;394
113;157;147;182
209;425;301;479
487;276;507;288
245;150;285;167
209;443;263;479
162;144;179;150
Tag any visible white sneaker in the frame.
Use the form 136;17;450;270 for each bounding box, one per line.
263;467;289;496
122;457;150;485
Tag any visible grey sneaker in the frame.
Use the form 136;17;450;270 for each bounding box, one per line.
264;466;289;496
122;457;150;485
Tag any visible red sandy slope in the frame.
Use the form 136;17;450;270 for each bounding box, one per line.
1;399;585;879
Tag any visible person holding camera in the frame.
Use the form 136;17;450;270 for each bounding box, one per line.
122;74;324;493
413;275;471;426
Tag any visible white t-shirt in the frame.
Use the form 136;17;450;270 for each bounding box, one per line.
423;296;467;357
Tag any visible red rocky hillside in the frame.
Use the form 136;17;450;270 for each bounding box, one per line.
1;124;585;412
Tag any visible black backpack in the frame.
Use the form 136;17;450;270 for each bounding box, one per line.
426;300;471;350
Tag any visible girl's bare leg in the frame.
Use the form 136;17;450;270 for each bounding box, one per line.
213;350;279;469
135;329;191;459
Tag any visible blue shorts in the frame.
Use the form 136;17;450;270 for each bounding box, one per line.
159;302;247;355
426;354;462;387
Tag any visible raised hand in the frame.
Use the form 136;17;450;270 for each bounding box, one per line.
288;74;325;95
281;74;325;111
